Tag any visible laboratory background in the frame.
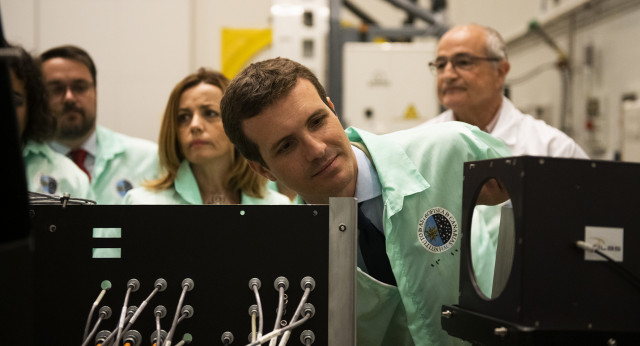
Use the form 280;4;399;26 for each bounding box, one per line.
4;0;639;161
3;0;640;345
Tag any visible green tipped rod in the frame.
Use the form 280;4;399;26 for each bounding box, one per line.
175;333;193;346
84;280;113;341
101;280;112;290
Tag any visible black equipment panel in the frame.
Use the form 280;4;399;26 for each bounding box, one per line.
0;6;33;345
443;156;640;345
29;204;338;345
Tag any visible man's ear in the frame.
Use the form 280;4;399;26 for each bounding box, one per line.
497;60;511;84
248;160;277;181
326;97;335;112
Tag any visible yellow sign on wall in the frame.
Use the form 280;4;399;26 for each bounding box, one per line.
404;104;419;119
221;28;272;79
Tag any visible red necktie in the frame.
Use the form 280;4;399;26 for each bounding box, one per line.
69;149;91;181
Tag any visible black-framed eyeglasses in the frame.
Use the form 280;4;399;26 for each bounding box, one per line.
45;81;94;97
428;53;501;73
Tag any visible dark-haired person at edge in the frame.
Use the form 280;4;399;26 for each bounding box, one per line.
9;43;93;200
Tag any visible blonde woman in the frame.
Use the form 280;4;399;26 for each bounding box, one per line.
123;68;289;205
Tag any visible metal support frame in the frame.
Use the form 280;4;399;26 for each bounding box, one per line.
327;0;448;122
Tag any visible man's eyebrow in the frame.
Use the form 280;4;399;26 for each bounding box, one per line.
268;108;326;155
436;52;473;58
45;78;91;85
305;108;327;126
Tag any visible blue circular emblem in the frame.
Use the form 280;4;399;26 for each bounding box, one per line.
418;207;458;253
116;179;134;197
39;175;58;194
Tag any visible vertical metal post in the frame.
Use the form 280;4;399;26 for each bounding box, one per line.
328;0;345;122
328;197;357;345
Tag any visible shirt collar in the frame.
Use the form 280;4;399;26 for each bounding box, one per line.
174;160;203;204
352;144;382;203
484;101;503;133
450;98;503;133
49;130;98;157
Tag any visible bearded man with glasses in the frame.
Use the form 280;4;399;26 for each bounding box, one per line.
39;45;159;204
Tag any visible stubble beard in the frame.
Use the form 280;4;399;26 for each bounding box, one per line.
56;109;96;140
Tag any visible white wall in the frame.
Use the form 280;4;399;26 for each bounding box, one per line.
0;0;270;143
193;0;272;72
469;0;640;160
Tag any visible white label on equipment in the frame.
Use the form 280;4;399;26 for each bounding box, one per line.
584;226;623;262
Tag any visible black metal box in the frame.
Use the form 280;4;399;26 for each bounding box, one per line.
443;156;640;345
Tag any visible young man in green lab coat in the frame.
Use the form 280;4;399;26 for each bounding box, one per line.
221;57;511;346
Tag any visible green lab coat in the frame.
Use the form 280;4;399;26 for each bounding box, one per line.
346;122;511;346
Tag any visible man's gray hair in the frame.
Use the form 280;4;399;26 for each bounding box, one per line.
483;25;508;61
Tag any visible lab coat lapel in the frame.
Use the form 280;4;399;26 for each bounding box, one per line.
346;127;430;219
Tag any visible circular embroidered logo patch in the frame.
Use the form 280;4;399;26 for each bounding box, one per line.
39;175;58;194
418;207;458;253
116;179;134;197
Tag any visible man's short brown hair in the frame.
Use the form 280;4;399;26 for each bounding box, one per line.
221;57;331;166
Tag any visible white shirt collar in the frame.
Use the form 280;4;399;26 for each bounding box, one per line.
49;129;98;157
352;144;382;203
484;101;503;133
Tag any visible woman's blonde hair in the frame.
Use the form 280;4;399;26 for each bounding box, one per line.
145;67;267;198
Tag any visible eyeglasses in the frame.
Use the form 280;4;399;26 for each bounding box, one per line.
428;53;501;73
46;81;93;97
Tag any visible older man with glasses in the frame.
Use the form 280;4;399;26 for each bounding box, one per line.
419;23;588;159
418;23;589;298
